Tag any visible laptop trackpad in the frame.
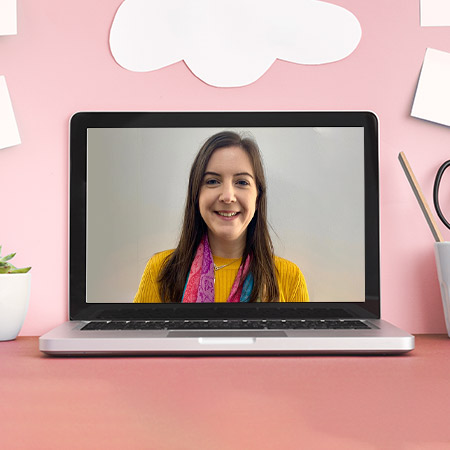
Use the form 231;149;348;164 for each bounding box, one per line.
167;331;287;338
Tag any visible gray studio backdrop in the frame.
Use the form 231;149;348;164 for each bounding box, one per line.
86;127;364;302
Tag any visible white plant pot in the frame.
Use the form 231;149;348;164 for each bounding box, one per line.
0;273;31;341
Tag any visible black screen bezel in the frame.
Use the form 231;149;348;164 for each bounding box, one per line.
69;111;380;320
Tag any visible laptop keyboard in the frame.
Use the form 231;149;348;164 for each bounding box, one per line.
81;319;371;331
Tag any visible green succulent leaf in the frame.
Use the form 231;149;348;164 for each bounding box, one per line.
0;246;31;274
0;252;16;262
9;267;31;274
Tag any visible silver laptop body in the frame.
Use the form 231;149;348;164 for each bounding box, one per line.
39;111;414;355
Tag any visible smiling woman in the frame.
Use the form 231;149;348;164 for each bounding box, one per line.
133;131;309;303
199;145;258;258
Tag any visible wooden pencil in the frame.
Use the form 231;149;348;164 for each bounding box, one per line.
398;151;444;242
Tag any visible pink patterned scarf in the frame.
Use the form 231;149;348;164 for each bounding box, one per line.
182;235;253;303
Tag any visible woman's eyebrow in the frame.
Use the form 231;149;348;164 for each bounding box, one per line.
203;171;221;178
203;171;254;179
234;172;254;179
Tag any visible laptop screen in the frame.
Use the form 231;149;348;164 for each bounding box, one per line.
70;112;379;319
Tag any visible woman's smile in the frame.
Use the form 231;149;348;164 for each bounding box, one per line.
216;210;240;219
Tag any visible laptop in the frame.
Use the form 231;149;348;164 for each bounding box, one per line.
39;111;414;355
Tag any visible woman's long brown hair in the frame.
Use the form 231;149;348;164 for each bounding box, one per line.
157;131;279;302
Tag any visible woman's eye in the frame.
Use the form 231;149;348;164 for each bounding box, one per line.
237;180;250;186
205;179;219;185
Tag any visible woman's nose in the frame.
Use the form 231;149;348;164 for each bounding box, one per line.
219;183;236;203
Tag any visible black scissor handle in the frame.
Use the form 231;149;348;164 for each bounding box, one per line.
433;160;450;230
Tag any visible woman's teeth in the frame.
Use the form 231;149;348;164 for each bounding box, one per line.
217;212;238;217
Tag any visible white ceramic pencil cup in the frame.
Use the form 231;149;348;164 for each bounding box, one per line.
434;242;450;337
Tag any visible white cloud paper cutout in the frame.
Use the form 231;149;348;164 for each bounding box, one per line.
110;0;362;87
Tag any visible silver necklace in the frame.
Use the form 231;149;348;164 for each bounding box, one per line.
213;259;239;284
213;260;238;271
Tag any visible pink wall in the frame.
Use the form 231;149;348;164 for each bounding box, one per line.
2;0;450;335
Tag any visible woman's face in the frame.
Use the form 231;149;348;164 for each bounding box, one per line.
199;146;258;252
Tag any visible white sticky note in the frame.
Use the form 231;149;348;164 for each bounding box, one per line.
0;0;17;35
411;48;450;127
0;76;21;149
109;0;362;87
420;0;450;26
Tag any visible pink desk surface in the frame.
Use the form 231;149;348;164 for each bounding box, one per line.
1;335;449;450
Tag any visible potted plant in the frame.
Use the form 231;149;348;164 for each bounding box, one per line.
0;246;31;341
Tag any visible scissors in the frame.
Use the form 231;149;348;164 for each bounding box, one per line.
433;160;450;230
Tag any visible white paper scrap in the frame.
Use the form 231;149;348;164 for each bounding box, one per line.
109;0;362;87
0;0;17;36
411;48;450;127
0;76;21;149
420;0;450;26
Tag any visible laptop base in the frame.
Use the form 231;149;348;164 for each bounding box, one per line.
39;320;414;356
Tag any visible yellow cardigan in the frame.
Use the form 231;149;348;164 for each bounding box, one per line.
134;249;309;303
